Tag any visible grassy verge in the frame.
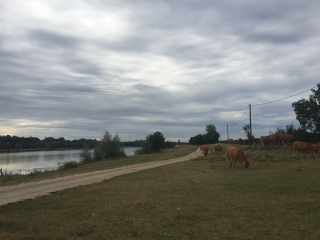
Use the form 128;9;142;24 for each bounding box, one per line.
0;145;198;186
1;143;320;239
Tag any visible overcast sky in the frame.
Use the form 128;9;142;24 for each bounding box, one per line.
1;0;319;142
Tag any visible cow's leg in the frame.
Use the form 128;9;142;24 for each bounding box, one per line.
232;159;236;169
229;159;233;168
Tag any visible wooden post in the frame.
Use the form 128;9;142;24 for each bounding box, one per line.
227;124;229;140
249;104;252;137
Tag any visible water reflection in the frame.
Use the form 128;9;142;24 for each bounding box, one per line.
0;147;141;174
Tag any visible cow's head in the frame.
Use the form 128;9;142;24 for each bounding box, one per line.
203;149;209;157
243;161;249;170
203;146;209;157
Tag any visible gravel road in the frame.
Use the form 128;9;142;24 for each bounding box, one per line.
0;149;201;206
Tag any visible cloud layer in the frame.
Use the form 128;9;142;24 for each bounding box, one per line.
1;0;319;141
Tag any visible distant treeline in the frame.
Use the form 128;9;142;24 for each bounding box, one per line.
0;135;183;151
0;135;99;151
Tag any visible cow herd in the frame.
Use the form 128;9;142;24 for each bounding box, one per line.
259;133;318;158
199;133;319;170
260;133;294;146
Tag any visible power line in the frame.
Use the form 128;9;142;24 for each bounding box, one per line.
229;106;249;126
251;87;315;106
219;85;317;136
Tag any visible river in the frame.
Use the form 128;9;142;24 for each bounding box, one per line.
0;147;141;174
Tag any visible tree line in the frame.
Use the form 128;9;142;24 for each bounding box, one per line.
0;136;154;151
0;136;100;151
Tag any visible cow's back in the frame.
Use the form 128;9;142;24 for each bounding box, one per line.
293;141;305;151
214;145;222;151
226;147;242;158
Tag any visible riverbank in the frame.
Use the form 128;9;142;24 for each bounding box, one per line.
0;145;198;186
0;147;142;175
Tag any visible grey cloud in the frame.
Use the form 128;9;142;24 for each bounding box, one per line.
0;0;319;141
64;57;103;76
28;29;81;49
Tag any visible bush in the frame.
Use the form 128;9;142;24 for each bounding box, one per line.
135;139;152;154
136;132;167;154
58;161;80;170
93;145;104;161
79;145;93;164
147;131;165;152
94;130;126;160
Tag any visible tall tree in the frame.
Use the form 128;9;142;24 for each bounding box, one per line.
292;83;320;132
147;131;165;152
205;124;219;144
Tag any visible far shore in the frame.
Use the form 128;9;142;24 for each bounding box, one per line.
0;146;141;154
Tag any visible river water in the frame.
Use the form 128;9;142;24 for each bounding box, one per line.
0;147;141;174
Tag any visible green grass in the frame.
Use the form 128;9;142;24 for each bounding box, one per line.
1;143;320;239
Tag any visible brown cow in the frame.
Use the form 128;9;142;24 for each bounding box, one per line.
199;145;205;153
260;134;279;146
228;139;233;143
278;133;294;145
213;145;223;154
202;145;210;157
239;138;243;145
226;147;249;170
292;141;318;159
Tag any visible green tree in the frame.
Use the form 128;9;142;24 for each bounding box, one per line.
137;139;152;154
292;84;320;132
141;131;166;152
189;134;206;145
243;124;255;144
205;124;219;144
94;130;125;160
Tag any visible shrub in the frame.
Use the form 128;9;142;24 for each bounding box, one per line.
58;161;80;170
79;145;93;164
94;130;126;160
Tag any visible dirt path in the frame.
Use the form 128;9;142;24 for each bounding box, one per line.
0;149;202;206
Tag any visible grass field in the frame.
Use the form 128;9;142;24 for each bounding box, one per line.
1;144;320;239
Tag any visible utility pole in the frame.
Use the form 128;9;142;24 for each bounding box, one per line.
249;104;252;137
220;131;221;141
227;124;229;140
